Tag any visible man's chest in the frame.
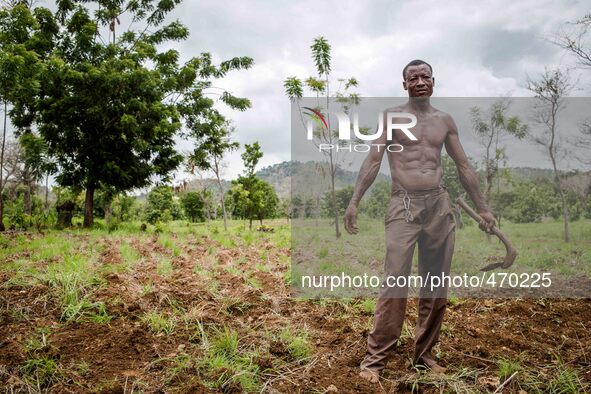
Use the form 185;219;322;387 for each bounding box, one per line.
391;118;448;148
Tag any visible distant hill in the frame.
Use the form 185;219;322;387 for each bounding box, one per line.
255;161;590;199
257;161;389;199
146;162;588;201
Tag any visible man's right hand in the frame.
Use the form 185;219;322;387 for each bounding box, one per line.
344;204;359;235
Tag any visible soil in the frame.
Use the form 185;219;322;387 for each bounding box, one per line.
1;231;589;393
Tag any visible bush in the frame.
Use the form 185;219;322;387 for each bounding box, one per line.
506;182;557;223
5;195;48;231
144;186;183;224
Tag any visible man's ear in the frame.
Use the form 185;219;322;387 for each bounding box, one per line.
432;77;435;87
402;80;407;90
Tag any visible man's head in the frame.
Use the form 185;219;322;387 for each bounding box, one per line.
402;59;434;98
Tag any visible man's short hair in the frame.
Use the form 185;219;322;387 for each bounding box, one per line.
402;59;433;80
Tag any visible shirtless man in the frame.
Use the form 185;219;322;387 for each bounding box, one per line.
343;59;495;383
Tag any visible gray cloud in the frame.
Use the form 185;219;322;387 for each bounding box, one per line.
31;0;591;183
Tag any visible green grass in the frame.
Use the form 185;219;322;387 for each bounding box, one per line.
244;274;262;290
156;255;173;277
21;356;62;388
217;295;253;316
20;326;63;389
405;366;483;394
0;231;111;323
279;326;312;361
119;240;141;266
497;357;521;380
142;312;177;335
546;365;587;393
291;217;591;298
200;326;261;392
158;233;183;256
41;252;110;322
76;361;91;377
141;279;154;296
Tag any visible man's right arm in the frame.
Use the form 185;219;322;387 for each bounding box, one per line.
344;111;388;234
349;149;384;207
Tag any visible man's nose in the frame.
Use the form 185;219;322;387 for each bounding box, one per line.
417;78;427;86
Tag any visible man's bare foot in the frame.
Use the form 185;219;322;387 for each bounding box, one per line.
359;368;380;383
416;359;447;374
425;361;446;374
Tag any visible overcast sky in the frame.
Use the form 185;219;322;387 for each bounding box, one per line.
14;0;591;185
158;0;591;180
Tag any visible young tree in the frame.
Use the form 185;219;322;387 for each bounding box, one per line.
229;142;279;229
553;13;591;69
181;191;205;223
254;179;279;225
236;142;261;230
242;142;263;178
291;194;304;219
322;186;353;218
552;14;591;169
18;127;55;214
284;36;360;239
185;114;239;231
279;197;291;223
526;68;573;242
5;1;252;228
0;136;23;227
360;181;390;219
145;185;176;224
470;98;527;201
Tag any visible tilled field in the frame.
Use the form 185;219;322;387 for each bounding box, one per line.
0;226;589;393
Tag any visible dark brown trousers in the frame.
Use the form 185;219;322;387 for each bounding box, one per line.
360;185;456;372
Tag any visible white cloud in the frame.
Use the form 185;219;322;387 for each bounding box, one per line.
163;0;590;179
20;0;588;197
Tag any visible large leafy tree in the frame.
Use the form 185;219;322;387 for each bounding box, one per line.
5;0;252;227
0;2;54;230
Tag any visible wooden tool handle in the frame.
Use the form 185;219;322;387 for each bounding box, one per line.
456;197;518;270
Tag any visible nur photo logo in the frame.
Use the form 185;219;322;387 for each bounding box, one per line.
303;108;419;152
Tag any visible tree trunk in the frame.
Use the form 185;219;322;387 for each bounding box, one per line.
558;187;570;242
24;171;32;215
329;159;341;239
105;205;112;227
0;198;3;232
105;203;112;228
0;102;6;232
324;75;340;239
214;161;228;231
83;183;95;228
561;194;570;242
549;105;569;242
45;173;49;212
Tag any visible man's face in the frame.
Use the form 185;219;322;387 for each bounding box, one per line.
403;64;434;98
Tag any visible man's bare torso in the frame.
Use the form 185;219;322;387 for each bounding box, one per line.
385;103;451;191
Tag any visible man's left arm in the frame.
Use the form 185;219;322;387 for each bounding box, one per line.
443;114;496;232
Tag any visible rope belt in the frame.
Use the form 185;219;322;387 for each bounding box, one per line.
403;191;413;223
393;184;446;223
